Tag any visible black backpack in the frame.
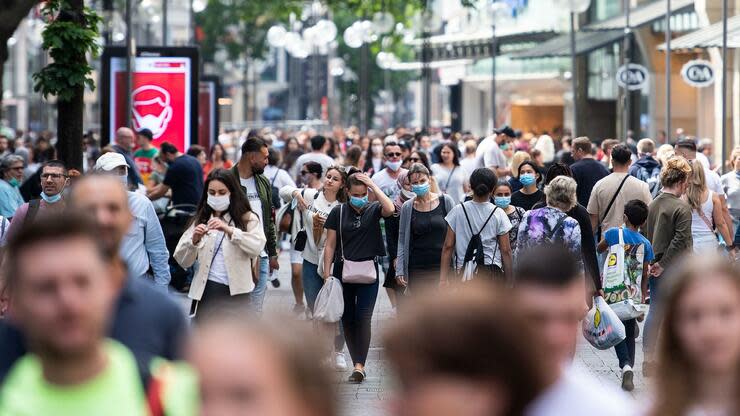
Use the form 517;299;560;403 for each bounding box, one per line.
461;202;498;266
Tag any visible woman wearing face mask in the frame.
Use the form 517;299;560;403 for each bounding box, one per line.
363;138;384;175
396;164;456;291
648;254;740;416
322;169;395;383
174;169;267;319
280;166;348;369
431;143;467;204
510;161;543;211
492;181;526;255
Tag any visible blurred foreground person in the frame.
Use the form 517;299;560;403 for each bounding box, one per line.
188;314;336;416
514;245;634;416
649;255;740;416
0;214;197;415
385;282;553;416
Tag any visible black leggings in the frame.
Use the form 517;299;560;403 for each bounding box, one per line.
334;261;379;366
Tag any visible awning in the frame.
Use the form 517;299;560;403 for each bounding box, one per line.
585;0;695;31
509;30;624;59
388;59;472;71
405;27;557;47
657;15;740;50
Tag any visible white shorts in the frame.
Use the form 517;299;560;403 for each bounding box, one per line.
290;249;304;264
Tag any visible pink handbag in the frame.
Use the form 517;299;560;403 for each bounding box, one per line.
339;205;377;284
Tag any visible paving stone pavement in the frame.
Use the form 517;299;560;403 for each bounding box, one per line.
185;251;650;416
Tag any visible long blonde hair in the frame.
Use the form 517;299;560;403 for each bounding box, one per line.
510;151;531;179
684;159;707;210
650;254;740;416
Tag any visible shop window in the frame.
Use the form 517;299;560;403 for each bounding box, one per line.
587;43;619;100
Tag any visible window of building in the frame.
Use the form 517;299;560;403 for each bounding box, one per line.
587;43;619;100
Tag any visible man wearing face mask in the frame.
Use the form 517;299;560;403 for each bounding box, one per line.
148;142;204;208
7;161;68;234
95;152;172;290
0;155;25;218
371;142;407;201
112;127;143;189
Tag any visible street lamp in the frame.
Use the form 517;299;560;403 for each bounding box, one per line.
411;8;442;132
555;0;591;138
342;19;376;134
485;1;512;131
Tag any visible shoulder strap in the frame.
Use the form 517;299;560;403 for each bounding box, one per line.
475;205;498;236
460;202;474;234
443;166;456;191
339;204;345;261
270;170;279;186
1;217;6;239
600;174;630;225
24;199;41;227
441;195;448;217
549;214;569;241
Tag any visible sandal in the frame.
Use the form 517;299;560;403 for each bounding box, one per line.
348;369;366;383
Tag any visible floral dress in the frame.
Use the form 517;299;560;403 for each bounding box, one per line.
515;206;582;260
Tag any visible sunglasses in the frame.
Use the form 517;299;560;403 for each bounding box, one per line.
408;157;421;162
300;171;311;176
385;152;402;158
41;173;67;180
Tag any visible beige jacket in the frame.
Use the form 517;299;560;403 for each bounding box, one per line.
174;212;266;301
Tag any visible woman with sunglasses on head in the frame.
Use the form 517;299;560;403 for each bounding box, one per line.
322;169;395;383
174;169;266;318
396;164;456;292
510;161;543;211
431;143;468;204
299;162;323;190
280;166;349;369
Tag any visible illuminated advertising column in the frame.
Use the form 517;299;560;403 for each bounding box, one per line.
198;76;219;150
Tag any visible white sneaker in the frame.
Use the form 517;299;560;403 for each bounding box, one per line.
334;352;348;371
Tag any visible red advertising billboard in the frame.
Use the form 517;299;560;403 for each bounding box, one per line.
101;47;198;152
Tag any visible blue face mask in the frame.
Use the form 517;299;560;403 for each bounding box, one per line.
519;173;536;186
349;195;369;209
411;183;430;197
494;196;511;208
41;191;62;204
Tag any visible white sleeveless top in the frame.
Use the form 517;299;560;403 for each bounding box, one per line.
691;191;718;252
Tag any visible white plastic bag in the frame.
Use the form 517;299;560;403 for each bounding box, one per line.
582;296;626;350
313;276;344;323
602;228;643;320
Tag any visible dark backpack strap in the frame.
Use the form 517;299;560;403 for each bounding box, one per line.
549;214;569;241
460;202;475;235
443;166;456;191
24;199;41;227
597;174;630;239
478;206;498;236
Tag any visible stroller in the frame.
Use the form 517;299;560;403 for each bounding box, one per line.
160;204;197;292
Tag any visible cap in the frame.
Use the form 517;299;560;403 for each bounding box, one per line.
493;125;517;138
137;128;153;141
94;152;128;171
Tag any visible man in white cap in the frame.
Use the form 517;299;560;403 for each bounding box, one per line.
93;152;171;291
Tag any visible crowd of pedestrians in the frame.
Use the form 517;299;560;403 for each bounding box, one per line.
0;124;739;415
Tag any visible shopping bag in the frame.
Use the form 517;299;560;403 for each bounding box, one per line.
602;228;643;320
313;276;344;323
582;296;626;350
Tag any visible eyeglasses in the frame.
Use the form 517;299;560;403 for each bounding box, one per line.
41;173;67;180
385;152;402;158
9;166;23;171
300;171;310;176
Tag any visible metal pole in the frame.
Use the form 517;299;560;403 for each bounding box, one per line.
570;12;578;137
422;30;431;131
360;42;369;135
665;0;671;143
162;0;168;45
623;0;631;140
125;0;134;129
491;23;498;130
721;0;728;173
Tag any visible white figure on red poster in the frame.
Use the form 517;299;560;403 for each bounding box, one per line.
132;85;173;139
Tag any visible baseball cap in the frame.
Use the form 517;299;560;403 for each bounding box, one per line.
137;128;153;141
493;125;517;138
94;152;128;171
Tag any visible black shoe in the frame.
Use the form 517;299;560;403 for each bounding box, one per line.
348;369;366;383
621;369;634;392
270;279;281;288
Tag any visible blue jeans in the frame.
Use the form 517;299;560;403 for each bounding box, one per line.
304;260;346;351
642;276;661;355
246;257;269;315
614;318;637;368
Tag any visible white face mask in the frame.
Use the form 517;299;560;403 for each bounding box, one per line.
132;107;172;138
207;193;231;211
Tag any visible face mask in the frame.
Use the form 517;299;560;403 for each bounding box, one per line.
411;183;430;197
401;189;416;199
349;195;369;209
119;174;129;187
372;145;383;155
519;173;536;186
301;173;314;184
132;101;172;138
41;191;62;204
386;160;402;172
8;178;19;187
494;196;511;208
207;194;231;211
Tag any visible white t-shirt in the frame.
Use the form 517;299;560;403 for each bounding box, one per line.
264;165;296;193
372;168;406;201
526;364;636;416
206;230;229;285
444;200;511;268
431;163;465;204
240;176;267;257
291;152;335;180
475;137;507;169
289;188;340;265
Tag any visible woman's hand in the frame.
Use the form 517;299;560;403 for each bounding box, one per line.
192;224;209;245
649;262;664;277
294;190;309;211
352;172;374;187
208;218;233;237
396;275;408;287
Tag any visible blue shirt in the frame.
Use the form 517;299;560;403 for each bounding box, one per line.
604;227;654;287
0;180;24;218
120;192;171;287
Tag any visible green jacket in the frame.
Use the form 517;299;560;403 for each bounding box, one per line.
230;165;277;257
